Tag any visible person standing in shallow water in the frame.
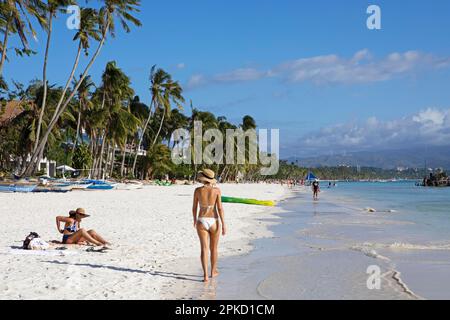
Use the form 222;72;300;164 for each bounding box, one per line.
192;169;227;283
312;180;320;201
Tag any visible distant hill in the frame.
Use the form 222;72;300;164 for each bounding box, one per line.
287;146;450;169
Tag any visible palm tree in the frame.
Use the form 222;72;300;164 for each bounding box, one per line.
151;78;184;148
141;144;172;180
34;0;74;153
131;66;184;176
188;108;219;179
6;81;76;173
240;115;257;181
0;0;46;76
71;74;94;154
241;115;256;131
23;0;142;176
164;108;189;148
107;105;139;177
131;66;166;175
93;61;135;179
123;96;147;177
22;6;101;176
217;116;237;180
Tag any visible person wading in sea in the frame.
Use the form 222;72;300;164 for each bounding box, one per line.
312;180;320;201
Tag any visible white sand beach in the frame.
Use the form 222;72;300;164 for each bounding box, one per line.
0;183;287;300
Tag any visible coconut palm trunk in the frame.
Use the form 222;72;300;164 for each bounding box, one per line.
103;143;111;178
120;140;127;178
0;15;12;77
0;12;13;77
132;98;154;176
72;102;82;155
151;108;165;148
91;137;99;177
109;145;116;177
98;130;108;179
93;133;103;178
34;13;53;152
127;138;136;175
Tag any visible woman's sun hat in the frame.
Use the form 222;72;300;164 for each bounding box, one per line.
75;208;90;218
197;169;217;184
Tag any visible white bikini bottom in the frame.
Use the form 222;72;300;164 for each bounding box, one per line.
198;217;218;231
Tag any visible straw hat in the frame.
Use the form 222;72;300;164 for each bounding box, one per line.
197;169;217;184
75;208;90;218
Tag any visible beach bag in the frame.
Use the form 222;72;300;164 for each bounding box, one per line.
22;232;40;250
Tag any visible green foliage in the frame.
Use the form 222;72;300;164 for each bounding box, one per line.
170;164;194;180
140;144;172;179
72;144;93;172
272;161;429;181
46;142;70;165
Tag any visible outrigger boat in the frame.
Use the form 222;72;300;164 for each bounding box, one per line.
33;184;73;193
86;184;116;190
65;181;93;190
0;183;38;193
82;179;117;191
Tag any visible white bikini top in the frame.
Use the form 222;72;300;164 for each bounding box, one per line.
199;186;218;214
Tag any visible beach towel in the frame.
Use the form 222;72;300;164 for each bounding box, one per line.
7;249;78;257
28;238;50;250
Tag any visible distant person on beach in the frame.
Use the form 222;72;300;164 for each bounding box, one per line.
56;208;109;246
192;169;226;283
312;180;320;200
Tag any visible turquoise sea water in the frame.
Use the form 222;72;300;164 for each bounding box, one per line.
212;182;450;300
329;181;450;241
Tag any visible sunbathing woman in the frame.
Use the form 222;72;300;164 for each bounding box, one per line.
192;169;226;282
56;208;109;246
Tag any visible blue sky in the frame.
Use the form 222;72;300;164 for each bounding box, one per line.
5;0;450;158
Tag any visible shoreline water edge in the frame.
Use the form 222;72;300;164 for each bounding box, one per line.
196;182;450;300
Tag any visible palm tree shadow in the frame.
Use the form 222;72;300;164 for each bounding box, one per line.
44;260;204;283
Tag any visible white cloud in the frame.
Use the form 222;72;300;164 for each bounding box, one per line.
185;50;450;89
276;50;450;85
213;68;267;82
413;108;446;126
176;63;186;69
186;74;206;89
298;108;450;154
186;68;267;89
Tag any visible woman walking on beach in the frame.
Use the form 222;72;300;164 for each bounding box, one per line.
193;169;226;282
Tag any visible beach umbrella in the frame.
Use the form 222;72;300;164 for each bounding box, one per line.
57;165;76;172
56;165;76;179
